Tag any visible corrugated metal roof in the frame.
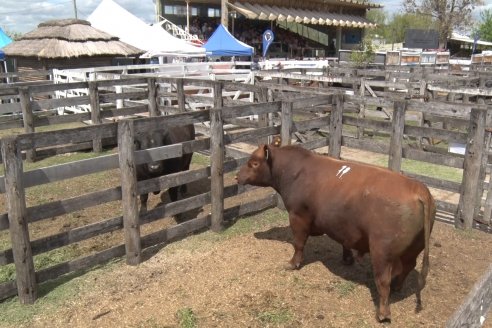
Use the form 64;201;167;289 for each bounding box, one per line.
228;2;375;28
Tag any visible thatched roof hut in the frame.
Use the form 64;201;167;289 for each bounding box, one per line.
3;19;144;80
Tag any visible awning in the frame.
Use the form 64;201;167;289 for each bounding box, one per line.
228;2;375;28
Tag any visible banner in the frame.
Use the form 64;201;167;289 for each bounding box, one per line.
262;29;274;58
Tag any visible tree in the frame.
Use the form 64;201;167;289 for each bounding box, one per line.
387;13;437;44
478;9;492;42
404;0;484;47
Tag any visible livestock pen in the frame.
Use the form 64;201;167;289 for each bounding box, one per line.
0;71;491;325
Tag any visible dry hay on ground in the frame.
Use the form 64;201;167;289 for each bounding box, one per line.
8;207;492;328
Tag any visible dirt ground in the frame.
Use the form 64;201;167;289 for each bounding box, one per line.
12;208;492;328
1;145;491;328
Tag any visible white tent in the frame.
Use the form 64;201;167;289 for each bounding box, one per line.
88;0;205;57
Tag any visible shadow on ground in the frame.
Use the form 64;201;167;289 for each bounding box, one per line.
254;226;422;312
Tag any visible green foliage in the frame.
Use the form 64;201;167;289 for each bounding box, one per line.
478;9;492;42
176;308;198;328
403;0;484;46
386;13;436;44
349;39;375;67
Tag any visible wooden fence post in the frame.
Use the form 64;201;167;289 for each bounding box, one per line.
19;87;35;162
176;78;185;113
388;100;406;172
1;136;37;304
118;120;142;265
148;78;158;117
88;81;102;153
328;93;343;159
280;101;293;146
257;87;269;144
210;82;224;232
357;78;366;139
456;107;487;229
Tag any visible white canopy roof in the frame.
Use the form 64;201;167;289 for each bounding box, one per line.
88;0;205;57
228;2;374;28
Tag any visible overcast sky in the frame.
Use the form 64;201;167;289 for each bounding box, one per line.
1;0;492;34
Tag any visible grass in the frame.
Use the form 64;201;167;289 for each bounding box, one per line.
257;308;293;326
333;280;357;298
373;156;463;183
176;308;198;328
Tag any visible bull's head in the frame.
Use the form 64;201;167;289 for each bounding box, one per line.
236;144;273;187
135;131;165;174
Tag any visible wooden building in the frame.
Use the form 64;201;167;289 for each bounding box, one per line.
2;19;144;82
156;0;381;57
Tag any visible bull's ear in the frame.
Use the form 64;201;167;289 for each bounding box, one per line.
271;135;281;147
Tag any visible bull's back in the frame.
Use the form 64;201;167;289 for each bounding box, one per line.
294;156;432;252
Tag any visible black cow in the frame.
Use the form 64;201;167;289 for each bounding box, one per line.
135;124;195;212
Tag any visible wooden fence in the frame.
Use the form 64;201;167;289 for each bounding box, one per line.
0;72;491;313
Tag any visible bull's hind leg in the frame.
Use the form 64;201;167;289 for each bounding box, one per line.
370;249;393;322
391;233;424;292
287;213;310;270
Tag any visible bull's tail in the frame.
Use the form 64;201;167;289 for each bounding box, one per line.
416;193;435;310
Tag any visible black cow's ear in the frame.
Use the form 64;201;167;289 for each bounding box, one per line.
271;136;281;147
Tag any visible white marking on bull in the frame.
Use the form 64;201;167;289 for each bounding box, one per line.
336;165;351;179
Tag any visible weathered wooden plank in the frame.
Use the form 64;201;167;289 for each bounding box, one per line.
118;120;141;265
89;81;102;152
402;147;465;169
445;263;492;328
1;137;37;304
224;126;280;145
329;94;343;158
210;82;224;232
0;216;123;266
223;193;277;221
388;100;406;171
456;107;487;229
281;101;293;145
0;280;17;301
291;95;333;110
19;87;36;161
403;172;461;193
35;244;126;285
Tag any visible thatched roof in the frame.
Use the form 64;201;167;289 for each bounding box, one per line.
3;19;144;59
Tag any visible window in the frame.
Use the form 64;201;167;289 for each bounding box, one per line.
191;8;198;16
208;8;220;17
164;5;173;14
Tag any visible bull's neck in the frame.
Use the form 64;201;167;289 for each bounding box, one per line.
269;148;303;195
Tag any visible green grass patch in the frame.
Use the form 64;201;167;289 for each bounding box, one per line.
333;280;357;297
257;308;293;326
176;308;197;328
191;152;209;167
373;157;463;183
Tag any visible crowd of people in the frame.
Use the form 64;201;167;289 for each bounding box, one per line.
185;18;323;58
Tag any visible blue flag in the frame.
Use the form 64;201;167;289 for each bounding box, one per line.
262;29;274;58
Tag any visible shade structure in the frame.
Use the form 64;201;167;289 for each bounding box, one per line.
88;0;205;57
228;2;375;28
203;24;254;57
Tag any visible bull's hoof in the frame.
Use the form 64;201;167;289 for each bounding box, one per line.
376;311;391;324
284;262;301;270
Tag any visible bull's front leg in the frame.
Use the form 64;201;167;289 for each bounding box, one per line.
287;213;310;270
140;193;149;213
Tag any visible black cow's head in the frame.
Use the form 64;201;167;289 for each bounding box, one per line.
135;131;165;174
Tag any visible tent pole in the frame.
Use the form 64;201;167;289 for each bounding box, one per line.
186;0;190;32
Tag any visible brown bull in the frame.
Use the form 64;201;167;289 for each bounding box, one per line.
236;142;435;322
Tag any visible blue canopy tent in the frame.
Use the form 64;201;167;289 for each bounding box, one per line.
0;50;5;61
203;24;254;57
0;27;12;49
